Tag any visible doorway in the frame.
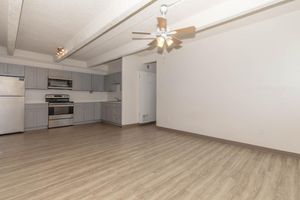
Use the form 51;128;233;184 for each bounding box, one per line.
138;62;156;124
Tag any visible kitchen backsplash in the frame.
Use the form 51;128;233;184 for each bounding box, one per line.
25;89;108;103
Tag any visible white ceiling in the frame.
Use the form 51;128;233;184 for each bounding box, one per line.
0;0;298;69
16;0;112;55
70;0;226;60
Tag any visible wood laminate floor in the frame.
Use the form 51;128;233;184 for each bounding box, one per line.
0;123;299;200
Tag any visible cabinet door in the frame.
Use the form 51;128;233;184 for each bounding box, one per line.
111;72;121;84
0;63;7;75
92;74;104;92
25;67;48;89
36;68;48;89
36;105;48;127
83;103;94;121
25;104;48;129
115;72;121;84
25;66;36;89
25;107;36;129
72;72;81;91
106;104;113;122
112;104;122;125
94;102;101;120
104;75;112;92
101;103;107;121
82;73;92;91
49;69;72;80
72;73;92;91
7;64;24;77
74;103;84;123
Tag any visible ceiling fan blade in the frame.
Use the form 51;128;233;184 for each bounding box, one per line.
132;32;152;35
157;17;167;30
148;39;157;47
166;46;174;53
172;37;182;46
132;38;156;40
174;45;182;49
166;37;182;53
157;45;164;54
173;26;196;39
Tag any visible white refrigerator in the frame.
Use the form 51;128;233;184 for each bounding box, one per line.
0;76;25;135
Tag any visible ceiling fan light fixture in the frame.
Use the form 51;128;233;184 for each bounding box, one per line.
160;4;168;16
166;38;174;47
132;3;196;54
56;47;66;57
157;37;165;48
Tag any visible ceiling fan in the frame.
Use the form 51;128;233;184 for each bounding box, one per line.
132;4;196;53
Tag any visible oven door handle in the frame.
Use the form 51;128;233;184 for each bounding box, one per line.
49;104;74;108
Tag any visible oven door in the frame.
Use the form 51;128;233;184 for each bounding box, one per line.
48;104;74;120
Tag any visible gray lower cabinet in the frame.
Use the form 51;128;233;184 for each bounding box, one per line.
92;74;104;92
25;66;48;89
0;63;24;77
0;63;6;74
74;103;84;123
101;102;121;125
72;72;92;91
74;102;101;124
94;102;101;121
25;104;48;130
49;69;72;80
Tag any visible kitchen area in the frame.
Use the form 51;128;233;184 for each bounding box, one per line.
0;61;122;135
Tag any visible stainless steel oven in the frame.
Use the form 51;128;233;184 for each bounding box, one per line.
46;94;74;128
48;78;72;90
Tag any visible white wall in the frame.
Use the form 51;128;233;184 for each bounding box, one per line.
122;55;140;125
156;9;300;154
121;54;158;125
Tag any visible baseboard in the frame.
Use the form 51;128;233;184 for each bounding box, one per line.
121;123;139;128
157;126;300;159
25;126;48;131
101;120;122;127
73;120;101;125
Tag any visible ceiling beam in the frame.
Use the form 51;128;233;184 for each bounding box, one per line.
55;0;157;62
7;0;24;56
87;0;289;67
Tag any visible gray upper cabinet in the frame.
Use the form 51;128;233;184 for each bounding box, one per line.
7;64;25;77
72;72;92;91
104;75;113;92
25;104;48;130
82;73;92;91
111;72;121;84
72;72;81;91
25;66;48;89
49;69;72;80
0;63;24;77
104;72;121;92
92;74;104;92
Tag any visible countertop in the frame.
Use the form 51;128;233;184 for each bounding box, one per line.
25;101;122;104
